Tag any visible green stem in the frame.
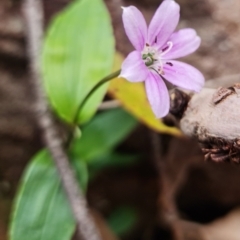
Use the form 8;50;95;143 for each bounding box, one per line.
66;69;121;147
72;69;121;124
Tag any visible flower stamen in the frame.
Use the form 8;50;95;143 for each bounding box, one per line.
161;41;173;56
166;62;173;66
141;42;174;75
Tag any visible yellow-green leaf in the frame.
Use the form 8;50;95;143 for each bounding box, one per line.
108;54;180;136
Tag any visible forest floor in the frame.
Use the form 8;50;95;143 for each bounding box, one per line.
1;0;240;240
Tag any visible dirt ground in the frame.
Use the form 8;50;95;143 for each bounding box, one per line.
1;0;240;240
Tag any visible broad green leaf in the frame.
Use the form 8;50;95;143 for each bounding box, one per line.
107;206;138;236
89;152;139;170
88;152;139;179
10;150;88;240
43;0;115;124
108;77;181;136
71;108;138;162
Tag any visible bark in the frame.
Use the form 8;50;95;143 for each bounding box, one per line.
170;79;240;163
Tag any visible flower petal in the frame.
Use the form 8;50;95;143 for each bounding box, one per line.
163;29;201;59
119;51;149;82
145;72;170;118
163;60;204;92
148;0;180;48
122;6;147;51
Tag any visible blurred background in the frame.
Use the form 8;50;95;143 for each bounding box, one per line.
1;0;240;239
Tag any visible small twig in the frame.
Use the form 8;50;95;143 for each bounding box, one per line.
149;131;183;240
98;100;121;110
22;0;101;239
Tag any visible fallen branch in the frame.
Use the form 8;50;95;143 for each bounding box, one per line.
22;0;101;239
170;81;240;163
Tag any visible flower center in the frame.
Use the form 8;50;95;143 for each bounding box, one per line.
141;41;173;75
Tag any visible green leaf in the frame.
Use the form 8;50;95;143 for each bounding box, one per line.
43;0;115;124
107;206;138;236
89;152;139;169
88;152;139;179
71;108;138;162
10;150;88;240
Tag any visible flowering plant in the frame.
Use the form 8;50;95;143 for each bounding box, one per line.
120;0;204;118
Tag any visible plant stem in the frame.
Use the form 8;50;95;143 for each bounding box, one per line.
23;0;101;239
66;70;120;147
73;69;121;124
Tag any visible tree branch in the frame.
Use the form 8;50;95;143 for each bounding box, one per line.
170;81;240;163
22;0;101;239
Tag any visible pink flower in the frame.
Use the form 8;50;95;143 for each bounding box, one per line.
119;0;204;118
